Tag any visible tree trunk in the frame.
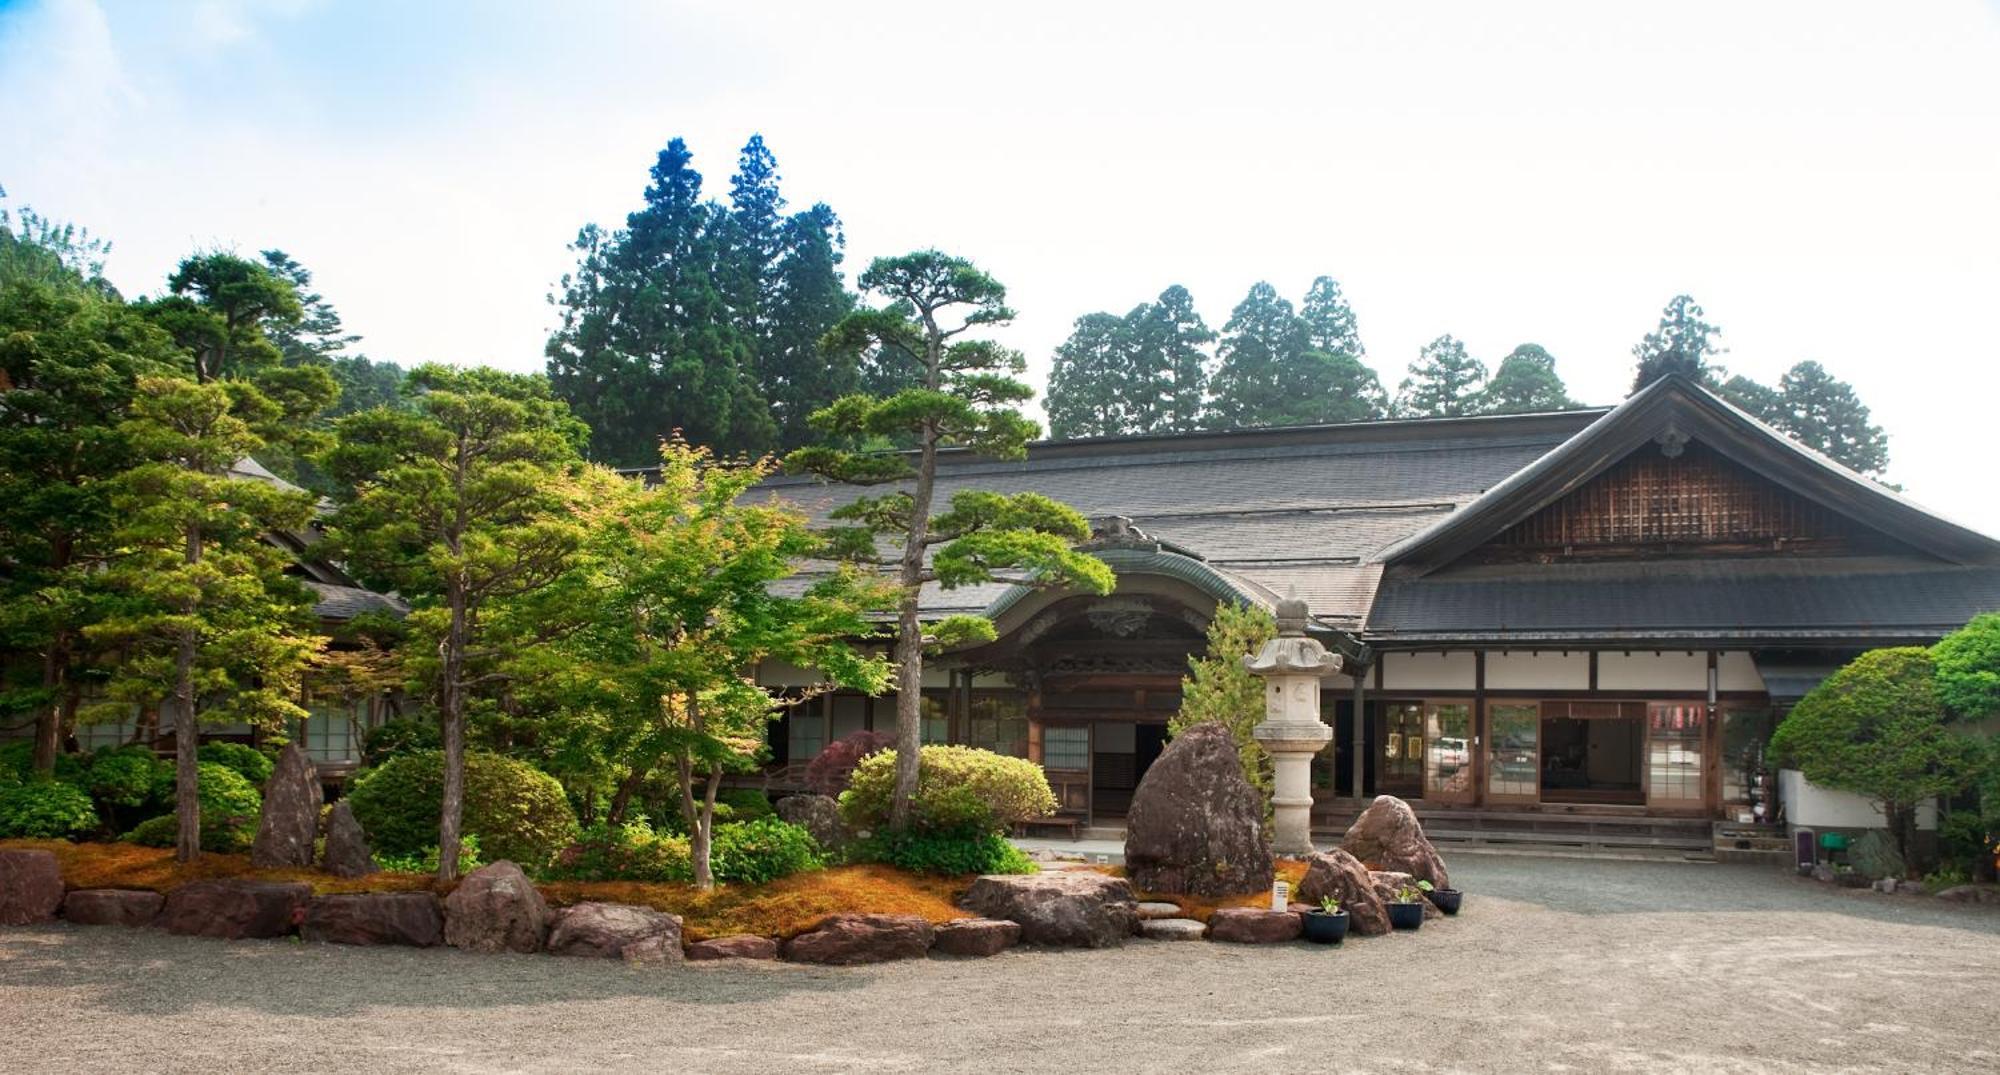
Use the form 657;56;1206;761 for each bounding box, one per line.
606;758;654;828
1884;801;1917;875
31;635;68;774
676;754;724;892
436;582;469;881
174;521;202;863
889;416;940;830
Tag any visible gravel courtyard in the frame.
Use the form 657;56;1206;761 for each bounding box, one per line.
2;856;1996;1075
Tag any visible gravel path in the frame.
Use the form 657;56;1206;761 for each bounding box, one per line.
3;857;1996;1074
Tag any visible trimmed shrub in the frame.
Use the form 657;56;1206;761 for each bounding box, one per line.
839;745;1057;836
361;717;441;766
85;747;164;809
547;820;692;883
849;827;1037;876
0;741;90;788
346;750;580;870
121;762;264;853
0;779;100;839
709;817;822;884
806;729;895;796
198;742;274;787
714;788;775;822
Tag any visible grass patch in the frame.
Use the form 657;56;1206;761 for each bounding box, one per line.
3;839;968;942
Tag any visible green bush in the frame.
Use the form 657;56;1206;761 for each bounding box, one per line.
198;742;274;787
849;827;1038;876
0;741;89;788
547;820;692;883
714;788;775;822
120;762;264;853
376;834;484;875
839;745;1057;836
709;817;821;884
85;747;165;809
346;750;579;870
0;779;100;839
361;717;441;766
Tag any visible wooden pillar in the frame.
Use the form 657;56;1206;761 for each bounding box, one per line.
1350;672;1367;801
1473;650;1487;808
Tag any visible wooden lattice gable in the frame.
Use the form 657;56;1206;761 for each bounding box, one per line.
1379;375;2000;574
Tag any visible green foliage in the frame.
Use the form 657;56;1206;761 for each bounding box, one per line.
1395;334;1488;418
548;820;692;883
1632;294;1724;391
120;761;262;852
708;817;823;884
1937;812;1995;879
1934;613;2000;720
1171;603;1279;807
714;788;776;821
0;779;100;838
198;742;274;787
1047;284;1216;439
849;827;1036;876
1771;647;1986;864
1478;344;1577;414
0;194;117;295
839;745;1057;836
346;750;580;869
1721;360;1888;476
85;747;166;810
361;717;441;766
375;835;484;876
1206;279;1386;429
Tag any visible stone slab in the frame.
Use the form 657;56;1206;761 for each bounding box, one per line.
1138;917;1209;941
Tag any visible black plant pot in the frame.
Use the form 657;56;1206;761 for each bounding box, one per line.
1388;902;1426;931
1302;910;1350;945
1427;888;1463;915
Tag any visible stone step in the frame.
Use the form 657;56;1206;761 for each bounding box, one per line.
1138;918;1208;941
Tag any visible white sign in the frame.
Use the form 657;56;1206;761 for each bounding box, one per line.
1271;880;1290;912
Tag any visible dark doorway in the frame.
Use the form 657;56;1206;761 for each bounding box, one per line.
1135;723;1168;785
1540;714;1643;805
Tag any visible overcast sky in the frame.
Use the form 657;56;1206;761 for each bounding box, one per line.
5;0;1998;532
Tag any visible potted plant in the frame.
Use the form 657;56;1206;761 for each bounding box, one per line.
1388;880;1430;931
1426;880;1463;916
1302;895;1350;945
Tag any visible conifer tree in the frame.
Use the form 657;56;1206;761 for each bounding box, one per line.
787;251;1114;828
1479;343;1576;414
1632;294;1725;390
1301;275;1365;359
1046;312;1133;440
1395;334;1488;417
1130;284;1215;434
1206;282;1311;430
1724;361;1889;476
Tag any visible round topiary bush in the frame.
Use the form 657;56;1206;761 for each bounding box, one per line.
839;745;1057;836
85;747;166;810
122;762;265;853
346;750;580;870
709;817;822;884
197;742;275;787
0;779;100;839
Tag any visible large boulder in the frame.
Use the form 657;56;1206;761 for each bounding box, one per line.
1123;723;1272;897
547;901;683;962
1206;907;1302;944
0;848;64;926
250;743;323;869
62;889;164;928
158;880;310;939
443;860;549;954
1370;870;1441;921
302;892;444;947
774;794;847;853
959;871;1139;948
931;917;1022;957
1340;795;1448;889
1295;848;1392;936
320;801;379;878
686;934;779;961
781;913;934;965
1937;884;2000;906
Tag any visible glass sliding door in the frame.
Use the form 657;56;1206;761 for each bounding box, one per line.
1487;703;1539;805
1646;703;1707;811
1379;703;1425;798
1423;703;1475;804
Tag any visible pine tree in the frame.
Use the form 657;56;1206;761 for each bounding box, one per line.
1300;275;1364;358
1206;282;1311;429
1047;312;1134;440
762;203;858;449
1170;603;1279;812
144;253;302;384
786;251;1114;829
1395;334;1488;417
1632;294;1724;391
1479;344;1576;414
1131;285;1215;434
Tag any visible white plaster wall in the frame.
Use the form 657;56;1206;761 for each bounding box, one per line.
1485;650;1590;690
1778;769;1939;830
1717;651;1765;691
1597;650;1708;692
1381;651;1477;691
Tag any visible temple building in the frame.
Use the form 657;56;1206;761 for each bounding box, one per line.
748;376;2000;848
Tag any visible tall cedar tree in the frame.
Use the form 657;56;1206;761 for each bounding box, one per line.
0;280;183;773
321;365;590;880
1396;334;1488;417
1047;285;1216;439
1207;280;1386;428
1632;294;1724;390
1479;344;1577;414
515;442;892;888
786;251;1114;828
86;375;325;861
1300;275;1387;422
1724;360;1889;476
1169;603;1279;814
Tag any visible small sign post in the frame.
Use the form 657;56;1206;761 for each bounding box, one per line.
1271;880;1290;912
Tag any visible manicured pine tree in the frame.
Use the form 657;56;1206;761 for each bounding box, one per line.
142;252;302;384
1395;334;1488;417
321;365;592;880
1479;343;1577;414
1631;294;1724;391
786;251;1114;829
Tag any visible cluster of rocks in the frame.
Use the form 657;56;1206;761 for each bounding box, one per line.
246;743;380;878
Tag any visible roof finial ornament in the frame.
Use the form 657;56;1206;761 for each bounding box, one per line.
1655;422;1690;459
1275;586;1310;637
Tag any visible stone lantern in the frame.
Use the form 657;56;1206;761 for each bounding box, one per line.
1243;596;1342;856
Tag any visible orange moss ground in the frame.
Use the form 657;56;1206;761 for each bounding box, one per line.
2;839;969;942
1126;857;1310;922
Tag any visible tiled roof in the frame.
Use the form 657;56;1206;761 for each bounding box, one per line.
307;582;408;622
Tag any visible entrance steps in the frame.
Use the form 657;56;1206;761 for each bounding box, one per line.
1312;805;1717;862
1711;822;1792;866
